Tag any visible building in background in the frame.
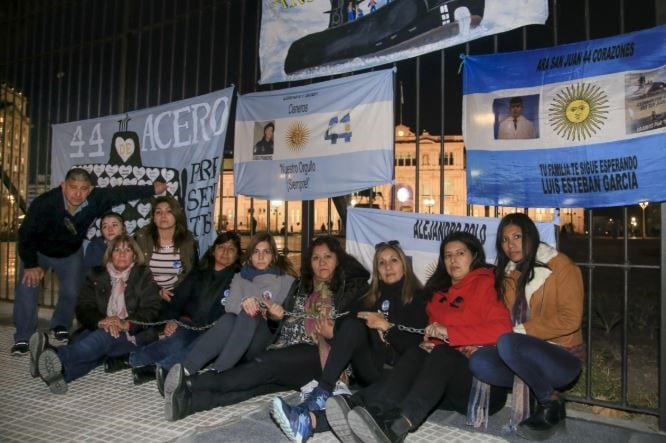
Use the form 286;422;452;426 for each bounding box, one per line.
0;84;30;238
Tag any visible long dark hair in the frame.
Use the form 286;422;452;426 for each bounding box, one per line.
425;231;490;295
243;231;297;277
494;213;544;303
200;231;242;270
300;235;348;294
362;242;422;308
147;196;189;249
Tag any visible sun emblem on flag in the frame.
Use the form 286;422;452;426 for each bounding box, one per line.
285;121;310;151
548;83;609;141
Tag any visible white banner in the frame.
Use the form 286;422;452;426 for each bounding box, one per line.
234;69;394;200
346;207;557;283
51;87;235;255
259;0;548;84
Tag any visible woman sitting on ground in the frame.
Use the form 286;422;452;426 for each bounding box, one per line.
334;232;512;443
103;196;197;372
175;232;296;378
469;213;584;441
272;240;428;442
28;234;161;394
128;231;242;390
84;211;126;269
162;235;370;422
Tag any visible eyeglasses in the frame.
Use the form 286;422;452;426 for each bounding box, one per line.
375;240;400;250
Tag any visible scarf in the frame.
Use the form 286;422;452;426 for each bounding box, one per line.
240;264;281;281
106;262;133;319
303;282;334;368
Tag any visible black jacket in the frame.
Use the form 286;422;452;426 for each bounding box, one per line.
75;264;162;334
161;264;240;326
353;279;428;357
18;184;154;268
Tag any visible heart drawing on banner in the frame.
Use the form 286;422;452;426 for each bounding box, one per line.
124;220;137;233
97;177;110;187
137;203;152;217
110;177;123;187
112;204;126;214
123;177;138;185
93;164;105;176
146;168;160;182
118;165;132;178
127;199;139;208
115;137;136;163
105;164;119;176
133;166;146;180
161;168;175;182
167;181;179;195
137;217;151;229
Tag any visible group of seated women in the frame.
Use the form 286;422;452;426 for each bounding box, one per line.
26;209;584;443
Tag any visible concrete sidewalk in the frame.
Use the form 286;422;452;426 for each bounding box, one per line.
1;322;664;442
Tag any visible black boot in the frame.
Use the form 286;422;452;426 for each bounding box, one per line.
132;365;156;385
517;399;566;441
104;355;130;373
156;365;167;397
164;364;193;421
348;405;412;443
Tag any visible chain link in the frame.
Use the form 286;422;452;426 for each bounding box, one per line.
127;303;350;331
396;324;426;335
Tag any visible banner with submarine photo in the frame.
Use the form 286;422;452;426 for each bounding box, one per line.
258;0;548;84
463;25;666;208
51;86;234;255
234;69;394;200
346;207;557;283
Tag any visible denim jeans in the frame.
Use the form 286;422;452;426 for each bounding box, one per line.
57;328;155;382
13;249;85;343
469;332;582;404
129;326;201;371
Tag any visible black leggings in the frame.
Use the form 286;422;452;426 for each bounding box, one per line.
358;345;507;427
188;344;322;413
319;316;388;392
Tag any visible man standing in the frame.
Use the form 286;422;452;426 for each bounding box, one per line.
497;97;537;140
11;168;167;354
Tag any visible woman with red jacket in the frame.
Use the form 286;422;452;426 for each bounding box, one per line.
329;231;512;443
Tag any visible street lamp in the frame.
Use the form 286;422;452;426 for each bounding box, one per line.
639;201;649;238
423;196;435;213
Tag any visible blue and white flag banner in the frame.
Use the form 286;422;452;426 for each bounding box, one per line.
234;69;394;200
463;25;666;208
51;87;235;256
346;207;556;283
259;0;548;84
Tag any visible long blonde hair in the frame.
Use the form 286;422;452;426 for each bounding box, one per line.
362;242;422;308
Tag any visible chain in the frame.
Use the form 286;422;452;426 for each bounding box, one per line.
396;324;425;335
127;304;349;331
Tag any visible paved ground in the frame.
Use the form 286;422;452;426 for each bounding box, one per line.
1;316;665;442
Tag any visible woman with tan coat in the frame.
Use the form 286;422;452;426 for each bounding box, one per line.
470;213;584;441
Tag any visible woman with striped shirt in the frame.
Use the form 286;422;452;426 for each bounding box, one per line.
135;196;197;303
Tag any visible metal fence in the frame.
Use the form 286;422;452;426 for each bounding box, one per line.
0;0;664;430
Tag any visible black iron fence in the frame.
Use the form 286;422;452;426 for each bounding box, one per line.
0;0;663;430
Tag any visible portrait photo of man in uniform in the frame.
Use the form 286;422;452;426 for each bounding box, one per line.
495;95;539;140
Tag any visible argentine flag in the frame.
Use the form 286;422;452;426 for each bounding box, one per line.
234;69;394;201
463;25;666;208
